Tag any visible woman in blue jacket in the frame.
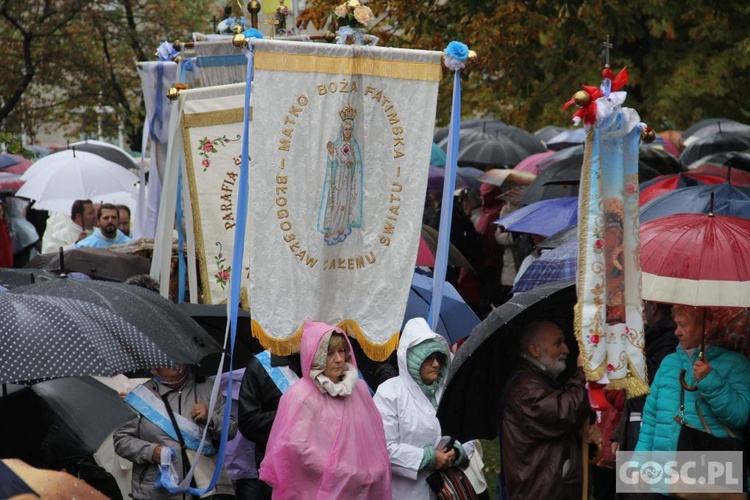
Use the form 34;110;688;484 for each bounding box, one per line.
636;305;750;452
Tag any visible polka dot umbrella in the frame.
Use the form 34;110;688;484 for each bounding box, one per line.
0;293;176;384
9;278;223;374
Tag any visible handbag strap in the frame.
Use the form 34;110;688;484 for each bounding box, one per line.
674;381;736;438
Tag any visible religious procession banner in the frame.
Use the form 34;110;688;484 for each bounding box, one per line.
248;40;442;360
567;68;649;397
179;82;252;306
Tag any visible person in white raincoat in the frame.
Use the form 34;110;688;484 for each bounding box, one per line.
374;317;468;499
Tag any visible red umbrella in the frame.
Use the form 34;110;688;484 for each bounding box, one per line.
640;213;750;308
0;154;32;175
638;172;736;205
0;172;24;194
688;164;750;185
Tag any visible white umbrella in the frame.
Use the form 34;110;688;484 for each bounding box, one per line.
16;150;138;205
34;189;138;214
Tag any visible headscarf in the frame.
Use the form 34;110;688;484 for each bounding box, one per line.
406;339;450;407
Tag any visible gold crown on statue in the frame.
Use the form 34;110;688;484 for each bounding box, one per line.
339;105;357;121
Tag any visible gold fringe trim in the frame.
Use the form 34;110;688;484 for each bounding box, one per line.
337;319;400;362
251;320;303;356
575;128;600;382
250;318;400;361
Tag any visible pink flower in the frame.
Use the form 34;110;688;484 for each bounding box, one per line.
218;269;230;282
625;182;637;195
202;140;214;153
594;239;604;250
590;334;600;344
202;159;210;168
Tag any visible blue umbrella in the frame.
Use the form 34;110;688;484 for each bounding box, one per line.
640;182;750;223
494;196;578;237
404;272;480;345
512;239;577;293
0;154;22;169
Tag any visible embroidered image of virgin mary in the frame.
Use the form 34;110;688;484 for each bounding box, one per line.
317;105;364;246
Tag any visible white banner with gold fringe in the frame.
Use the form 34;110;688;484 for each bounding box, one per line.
248;40;442;360
179;82;252;306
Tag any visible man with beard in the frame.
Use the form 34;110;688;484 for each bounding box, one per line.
498;320;591;499
75;203;132;248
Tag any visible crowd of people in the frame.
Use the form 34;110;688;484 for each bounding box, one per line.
2;131;750;499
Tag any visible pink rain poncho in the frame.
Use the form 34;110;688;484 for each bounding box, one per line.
258;321;391;499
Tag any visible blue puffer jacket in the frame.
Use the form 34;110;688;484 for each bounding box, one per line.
636;345;750;452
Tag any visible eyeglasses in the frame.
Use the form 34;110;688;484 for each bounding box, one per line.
424;353;445;364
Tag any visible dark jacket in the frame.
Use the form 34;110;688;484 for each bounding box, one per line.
500;359;590;500
237;353;301;466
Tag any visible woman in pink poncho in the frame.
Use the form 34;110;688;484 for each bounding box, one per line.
258;320;391;499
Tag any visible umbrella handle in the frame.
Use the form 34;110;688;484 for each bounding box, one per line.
679;369;699;392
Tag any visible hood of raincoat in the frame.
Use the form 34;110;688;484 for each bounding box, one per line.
397;318;451;397
299;320;357;381
259;320;392;499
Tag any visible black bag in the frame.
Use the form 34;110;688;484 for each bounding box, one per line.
675;384;745;453
677;424;745;453
426;467;478;500
675;384;748;493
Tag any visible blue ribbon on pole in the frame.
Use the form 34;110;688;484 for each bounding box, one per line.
179;44;255;497
428;63;462;332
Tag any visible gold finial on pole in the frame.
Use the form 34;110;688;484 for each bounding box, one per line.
247;0;261;29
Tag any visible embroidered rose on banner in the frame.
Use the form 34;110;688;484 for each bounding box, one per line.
214;242;232;290
198;134;241;172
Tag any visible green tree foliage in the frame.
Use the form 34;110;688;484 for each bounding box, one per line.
300;0;750;131
0;0;218;148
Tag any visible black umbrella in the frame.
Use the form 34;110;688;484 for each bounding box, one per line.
685;151;750;173
521;146;662;205
0;376;136;466
437;129;493;153
10;278;223;368
684;121;750;144
521;155;582;205
534;125;568;143
0;293;177;384
437;281;577;441
682;118;745;141
680;132;750;167
639;145;683;175
0;268;58;289
457;136;531;168
472;122;547;155
176;302;263;375
26;247;151;282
